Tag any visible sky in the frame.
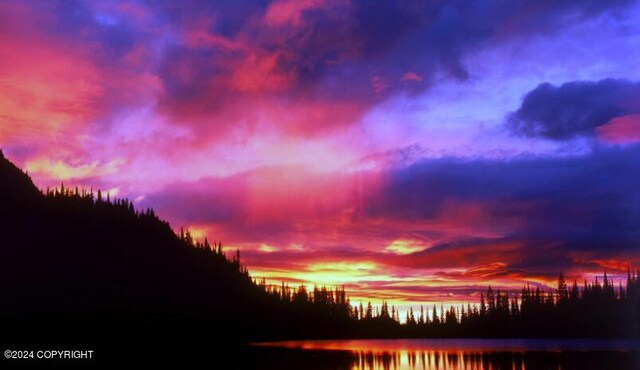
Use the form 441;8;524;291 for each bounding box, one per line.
1;0;640;313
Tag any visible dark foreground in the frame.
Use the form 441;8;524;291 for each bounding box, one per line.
3;337;639;368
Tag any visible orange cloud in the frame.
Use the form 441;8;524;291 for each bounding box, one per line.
25;158;124;182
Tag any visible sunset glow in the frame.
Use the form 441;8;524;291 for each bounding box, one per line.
2;0;640;313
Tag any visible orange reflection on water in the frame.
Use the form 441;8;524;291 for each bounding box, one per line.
350;350;523;370
256;340;529;370
254;338;640;370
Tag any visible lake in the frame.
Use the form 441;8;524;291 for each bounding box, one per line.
240;338;640;370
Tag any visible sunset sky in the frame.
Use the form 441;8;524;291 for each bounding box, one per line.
1;0;640;312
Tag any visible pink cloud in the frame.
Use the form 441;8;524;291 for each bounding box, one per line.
371;75;388;94
402;71;424;82
0;1;161;147
264;0;329;27
229;51;298;92
0;3;102;141
597;114;640;144
180;15;247;51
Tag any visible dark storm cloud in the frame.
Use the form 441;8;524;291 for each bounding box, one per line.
366;144;640;252
353;0;633;80
369;144;640;276
508;79;640;139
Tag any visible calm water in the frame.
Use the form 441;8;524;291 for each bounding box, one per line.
242;339;640;370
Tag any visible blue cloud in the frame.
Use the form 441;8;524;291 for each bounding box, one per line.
368;144;640;252
507;79;640;139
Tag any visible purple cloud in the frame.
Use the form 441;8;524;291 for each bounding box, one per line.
507;79;640;139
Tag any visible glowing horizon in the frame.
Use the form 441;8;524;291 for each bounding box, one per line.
2;0;640;314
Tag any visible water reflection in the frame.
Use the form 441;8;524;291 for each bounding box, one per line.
248;339;640;370
351;350;522;370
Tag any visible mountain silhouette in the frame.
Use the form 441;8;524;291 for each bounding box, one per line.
2;152;637;366
0;151;293;362
0;152;357;354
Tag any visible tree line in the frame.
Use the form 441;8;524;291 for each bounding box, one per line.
18;183;640;340
259;268;640;338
